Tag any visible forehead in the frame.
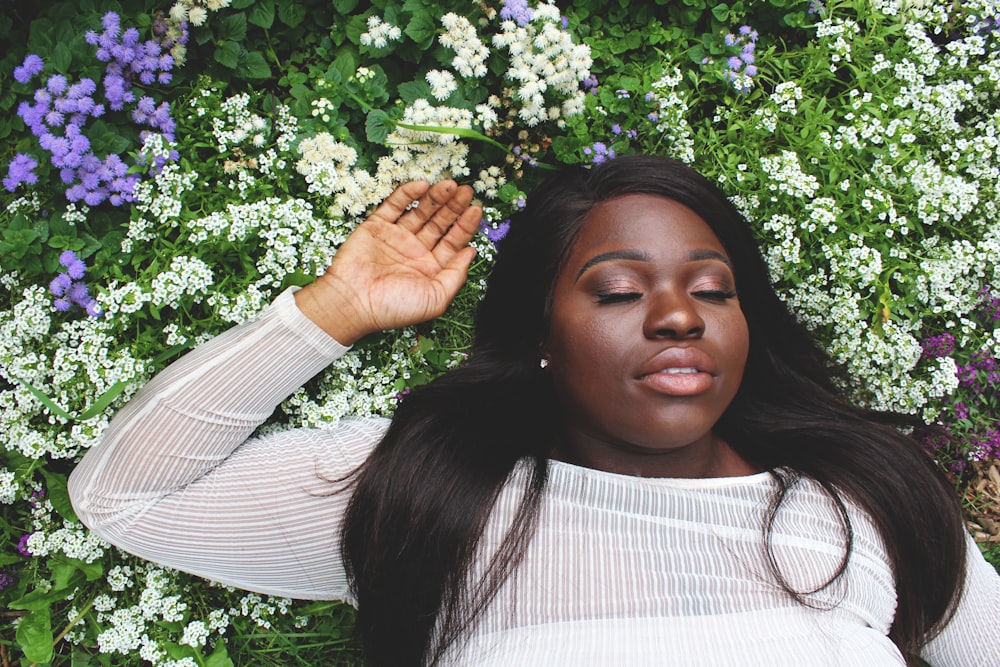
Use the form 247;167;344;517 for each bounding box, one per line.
568;194;727;261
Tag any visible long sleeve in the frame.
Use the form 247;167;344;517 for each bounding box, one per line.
67;287;389;601
920;532;1000;666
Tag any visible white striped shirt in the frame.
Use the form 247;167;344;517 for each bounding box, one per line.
68;288;1000;665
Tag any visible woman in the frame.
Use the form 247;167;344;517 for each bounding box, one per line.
69;155;999;666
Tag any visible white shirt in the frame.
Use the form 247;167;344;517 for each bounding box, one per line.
68;288;1000;665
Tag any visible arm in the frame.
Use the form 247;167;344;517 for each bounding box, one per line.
919;534;1000;666
68;180;482;600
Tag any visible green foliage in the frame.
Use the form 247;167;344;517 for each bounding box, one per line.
2;0;999;664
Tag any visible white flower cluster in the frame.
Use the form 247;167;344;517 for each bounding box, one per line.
359;15;402;48
0;467;19;504
0;285;144;460
440;13;490;77
474;164;507;198
296;133;359;197
759;150;820;199
491;2;592;126
169;0;231;28
150;256;214;309
94;566;188;657
228;591;292;630
294;98;474;219
426;69;458;101
815;17;859;69
165;0;231;66
183;196;344;322
648;67;695;163
906;159;980;226
283;327;422;426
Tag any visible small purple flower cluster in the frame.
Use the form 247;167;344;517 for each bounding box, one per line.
479;219;511;245
723;25;759;93
0;570;15;592
8;11;184;205
49;250;102;317
2;153;39;192
921;289;1000;468
500;0;534;26
920;332;955;359
17;533;33;557
85;11;178;140
581;74;599;95
583;141;615;165
610;123;638;141
808;0;826;15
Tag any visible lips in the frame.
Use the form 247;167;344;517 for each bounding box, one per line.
636;347;717;396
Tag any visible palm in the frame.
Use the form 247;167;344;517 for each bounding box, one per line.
311;180;482;340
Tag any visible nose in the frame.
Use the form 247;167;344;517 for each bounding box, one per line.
643;289;704;339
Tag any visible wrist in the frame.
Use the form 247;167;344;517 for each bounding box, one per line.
293;277;372;346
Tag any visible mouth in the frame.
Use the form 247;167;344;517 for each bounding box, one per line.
637;349;717;396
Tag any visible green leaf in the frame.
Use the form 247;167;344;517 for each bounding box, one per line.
239;51;272;80
78;380;129;420
39;469;79;523
16;607;53;664
9;579;81;611
248;1;275;29
278;2;307;27
52;42;72;72
8;375;73;421
205;639;235;667
333;0;360;13
404;12;437;50
216;13;248;42
712;3;730;21
215;41;241;69
365;110;391;144
397;79;433;104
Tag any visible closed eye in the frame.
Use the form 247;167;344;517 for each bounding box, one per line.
693;290;737;301
596;292;642;304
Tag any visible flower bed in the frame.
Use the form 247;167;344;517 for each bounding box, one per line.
2;0;998;663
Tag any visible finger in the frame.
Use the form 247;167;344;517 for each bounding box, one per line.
395;180;458;234
433;246;478;310
367;180;431;226
414;184;475;247
432;205;482;265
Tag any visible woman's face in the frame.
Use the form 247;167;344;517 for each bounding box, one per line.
542;194;750;476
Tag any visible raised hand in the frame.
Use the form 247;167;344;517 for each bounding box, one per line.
295;179;483;344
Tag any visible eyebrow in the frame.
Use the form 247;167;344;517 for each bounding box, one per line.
575;247;733;282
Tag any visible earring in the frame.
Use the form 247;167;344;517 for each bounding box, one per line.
539;358;549;369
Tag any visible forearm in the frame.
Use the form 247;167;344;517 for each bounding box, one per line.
68;287;349;527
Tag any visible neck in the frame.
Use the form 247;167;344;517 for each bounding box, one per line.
550;435;760;479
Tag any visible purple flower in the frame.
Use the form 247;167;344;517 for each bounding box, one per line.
67;282;90;304
480;219;511;245
920;332;955;359
0;570;15;591
14;54;44;83
17;534;33;557
611;124;622;135
744;65;758;77
500;0;534;26
49;273;72;296
3;153;39;192
727;56;743;70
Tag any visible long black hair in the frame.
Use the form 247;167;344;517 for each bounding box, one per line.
341;155;966;665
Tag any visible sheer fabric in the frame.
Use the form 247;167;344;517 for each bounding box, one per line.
69;288;1000;665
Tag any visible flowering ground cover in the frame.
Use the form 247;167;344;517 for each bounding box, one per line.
1;0;999;663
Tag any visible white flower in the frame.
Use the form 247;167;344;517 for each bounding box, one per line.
426;69;458;101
